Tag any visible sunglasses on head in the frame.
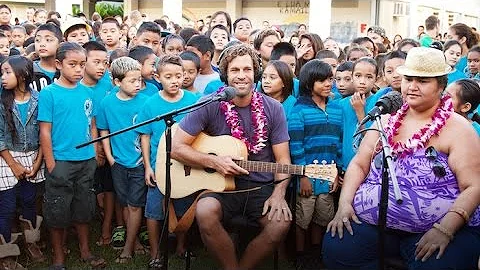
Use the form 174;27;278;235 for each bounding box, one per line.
425;146;446;177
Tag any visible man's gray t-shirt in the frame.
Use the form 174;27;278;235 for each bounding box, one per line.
179;93;289;183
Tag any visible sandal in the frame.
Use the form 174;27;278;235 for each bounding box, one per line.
177;250;197;260
148;258;163;270
80;255;106;268
114;254;132;264
95;236;111;247
138;226;149;248
111;226;126;250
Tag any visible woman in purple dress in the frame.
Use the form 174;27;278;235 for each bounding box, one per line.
322;47;480;269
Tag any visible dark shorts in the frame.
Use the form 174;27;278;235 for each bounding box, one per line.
201;179;274;224
94;162;113;193
111;163;147;207
43;159;97;228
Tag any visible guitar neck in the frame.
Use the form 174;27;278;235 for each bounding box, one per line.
234;160;304;175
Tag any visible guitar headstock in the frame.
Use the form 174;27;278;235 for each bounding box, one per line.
304;160;338;182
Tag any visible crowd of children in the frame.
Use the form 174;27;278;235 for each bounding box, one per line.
0;3;479;270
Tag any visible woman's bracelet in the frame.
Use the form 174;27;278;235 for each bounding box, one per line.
447;207;470;223
433;223;454;240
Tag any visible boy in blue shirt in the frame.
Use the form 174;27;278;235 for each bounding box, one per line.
136;55;199;268
97;56;149;263
128;45;160;96
179;50;201;97
80;41;119;249
288;60;342;262
80;41;111;111
132;22;163;90
32;23;62;91
338;58;389;171
38;42;105;269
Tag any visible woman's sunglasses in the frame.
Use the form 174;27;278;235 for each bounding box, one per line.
425;146;446;177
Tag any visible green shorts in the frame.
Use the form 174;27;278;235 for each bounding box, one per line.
43;159;97;228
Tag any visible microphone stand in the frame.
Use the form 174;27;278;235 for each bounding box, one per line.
76;97;219;270
353;115;403;270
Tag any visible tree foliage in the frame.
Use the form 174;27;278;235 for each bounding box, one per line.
95;2;124;18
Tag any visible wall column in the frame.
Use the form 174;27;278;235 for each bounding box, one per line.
124;0;139;17
82;0;96;18
44;0;56;13
309;0;331;38
226;0;242;21
409;0;419;39
163;0;182;25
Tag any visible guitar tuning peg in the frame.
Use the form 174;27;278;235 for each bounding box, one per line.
331;160;335;164
321;160;327;165
313;160;319;164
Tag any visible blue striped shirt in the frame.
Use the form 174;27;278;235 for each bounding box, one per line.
288;96;343;169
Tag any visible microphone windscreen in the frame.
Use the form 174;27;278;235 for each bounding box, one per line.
377;91;403;114
222;87;238;101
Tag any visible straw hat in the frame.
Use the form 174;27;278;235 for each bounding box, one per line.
396;47;451;77
61;16;91;35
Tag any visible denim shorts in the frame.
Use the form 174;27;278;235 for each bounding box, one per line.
144;186;195;221
111;163;147;207
43;159;97;228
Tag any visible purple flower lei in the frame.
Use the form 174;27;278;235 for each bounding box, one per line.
217;88;268;154
385;95;453;157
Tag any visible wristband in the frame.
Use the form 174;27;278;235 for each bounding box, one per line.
433;223;454;240
448;207;469;223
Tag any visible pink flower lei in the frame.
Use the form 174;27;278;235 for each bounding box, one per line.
218;88;268;154
385;94;453;157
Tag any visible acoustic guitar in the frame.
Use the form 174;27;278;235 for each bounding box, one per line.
156;125;338;198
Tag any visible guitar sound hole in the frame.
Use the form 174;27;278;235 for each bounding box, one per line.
204;152;217;174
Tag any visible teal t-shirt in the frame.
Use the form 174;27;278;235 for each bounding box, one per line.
135;90;199;170
282;95;297;122
96;93;149;168
473;122;480;137
419;35;433;47
142;82;160;96
16;99;30;125
456;56;468;75
338;88;390;170
81;78;114;110
204;80;225;96
37;82;96;161
447;68;467;85
145;78;163;91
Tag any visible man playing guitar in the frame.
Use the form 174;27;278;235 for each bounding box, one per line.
171;44;292;269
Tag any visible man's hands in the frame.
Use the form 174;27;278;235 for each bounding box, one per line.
262;192;292;221
211;155;249;176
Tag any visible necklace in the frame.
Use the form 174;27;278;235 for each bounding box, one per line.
385;95;453;157
219;90;268;154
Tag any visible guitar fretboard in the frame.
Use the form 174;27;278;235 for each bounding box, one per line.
234;160;304;175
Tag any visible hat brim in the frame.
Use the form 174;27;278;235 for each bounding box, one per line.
396;65;452;77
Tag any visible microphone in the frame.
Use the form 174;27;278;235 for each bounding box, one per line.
211;87;237;101
359;91;403;126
